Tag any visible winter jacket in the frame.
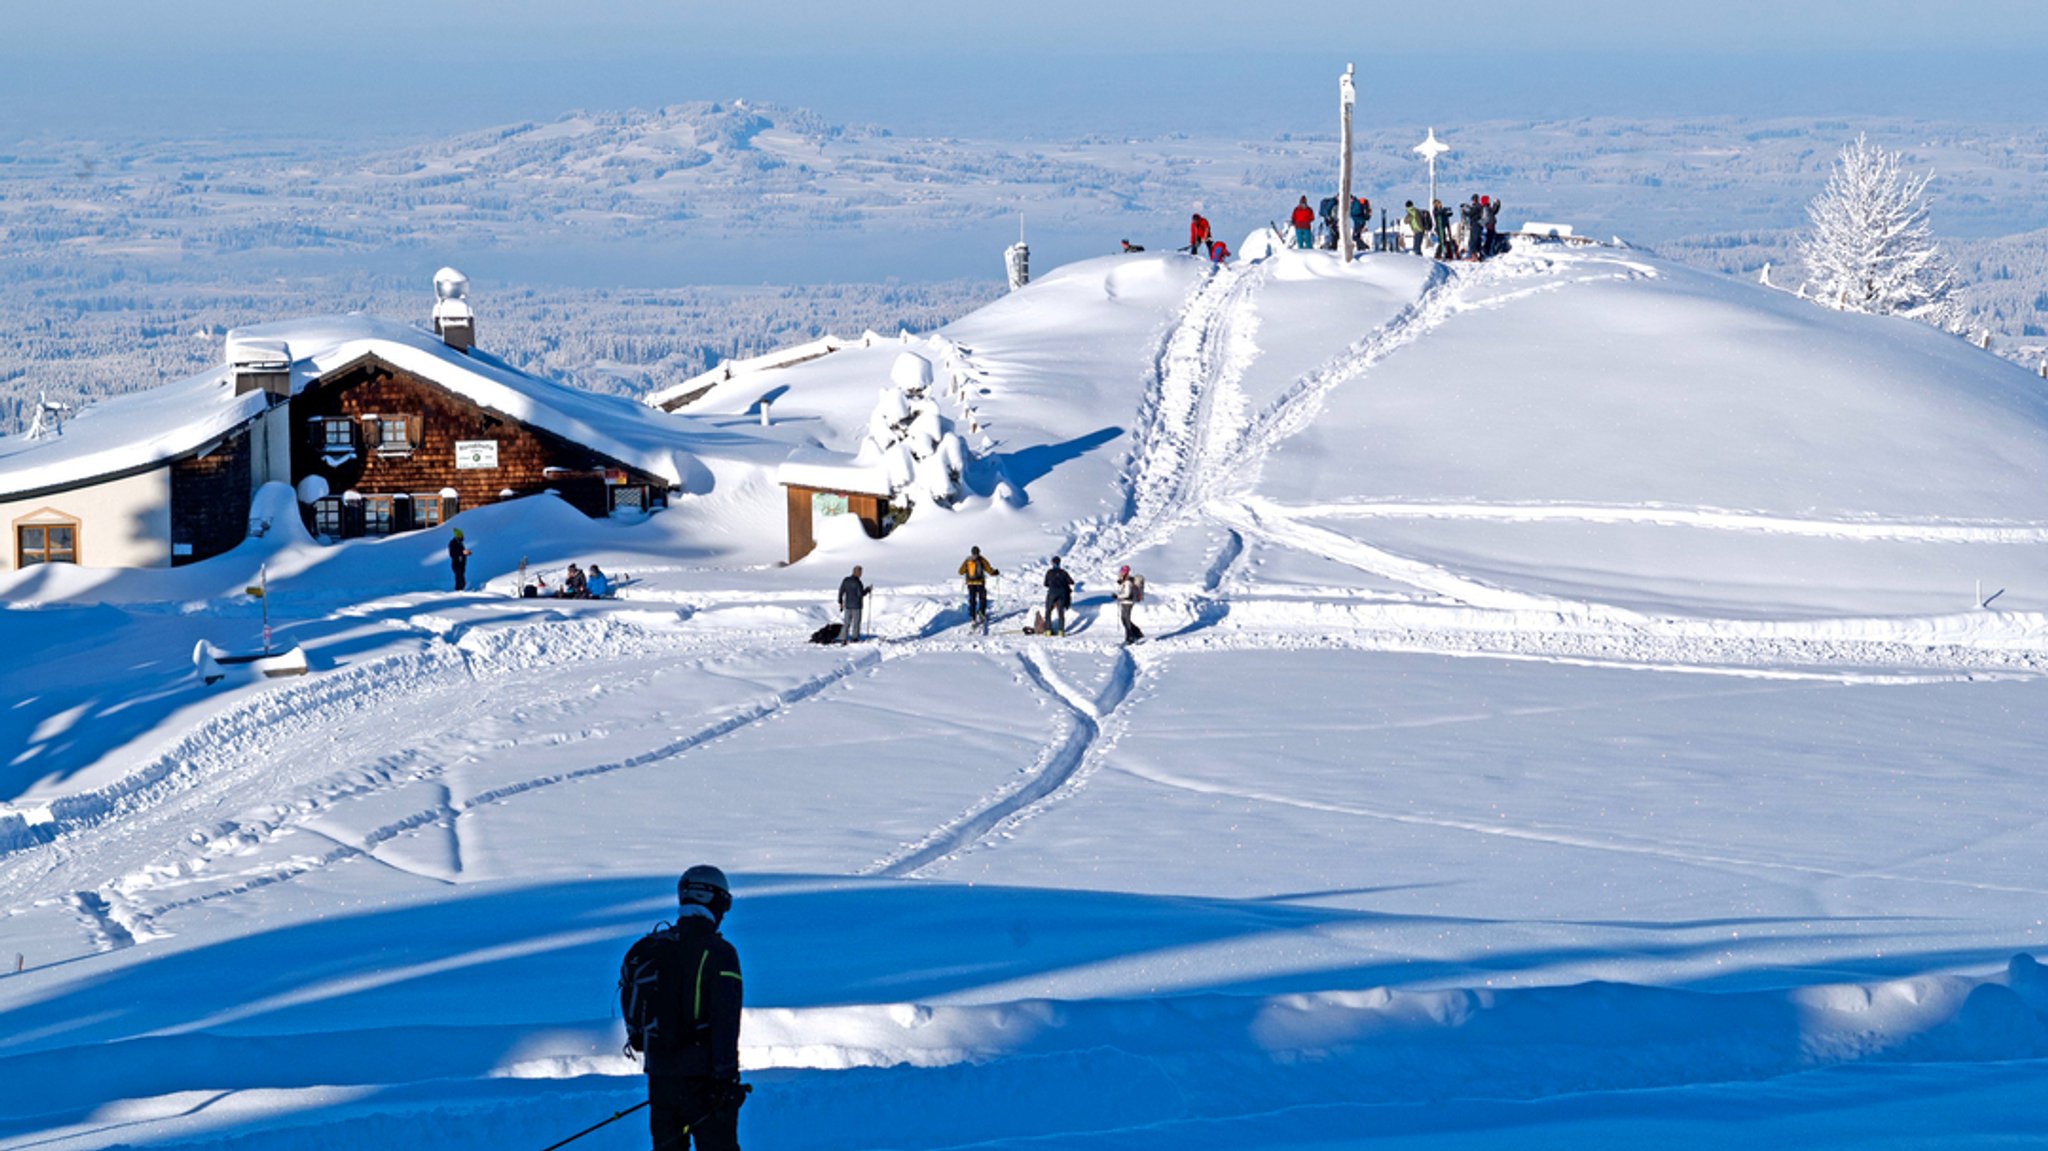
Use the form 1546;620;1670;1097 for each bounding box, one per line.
1208;240;1230;263
1189;215;1211;245
1290;203;1316;229
958;555;998;586
1115;573;1144;604
1318;196;1339;224
1484;200;1501;227
1044;566;1075;604
621;913;743;1080
838;574;866;609
1406;205;1429;233
1351;197;1370;225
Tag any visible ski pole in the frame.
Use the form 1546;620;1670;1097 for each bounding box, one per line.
536;1100;648;1151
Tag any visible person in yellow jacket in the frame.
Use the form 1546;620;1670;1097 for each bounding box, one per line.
958;546;1000;633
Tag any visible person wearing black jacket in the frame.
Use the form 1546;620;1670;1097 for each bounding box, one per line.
1043;556;1076;637
621;865;745;1151
837;565;868;644
447;528;470;591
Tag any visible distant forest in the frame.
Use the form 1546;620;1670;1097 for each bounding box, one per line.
5;106;2047;433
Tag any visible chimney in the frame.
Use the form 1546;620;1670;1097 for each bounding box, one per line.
432;266;476;353
225;334;292;398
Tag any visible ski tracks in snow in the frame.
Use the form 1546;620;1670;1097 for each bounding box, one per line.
4;620;883;947
866;646;1139;878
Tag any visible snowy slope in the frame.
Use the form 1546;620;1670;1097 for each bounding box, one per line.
4;243;2048;1150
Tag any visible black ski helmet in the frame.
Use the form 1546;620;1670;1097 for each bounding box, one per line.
678;864;732;919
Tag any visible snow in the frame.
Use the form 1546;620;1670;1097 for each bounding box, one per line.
4;243;2048;1149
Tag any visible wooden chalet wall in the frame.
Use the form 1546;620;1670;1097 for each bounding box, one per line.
292;358;664;524
170;428;251;565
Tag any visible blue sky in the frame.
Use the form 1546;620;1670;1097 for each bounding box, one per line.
3;2;2045;139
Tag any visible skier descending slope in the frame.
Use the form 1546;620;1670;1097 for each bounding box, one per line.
620;866;747;1150
959;546;1000;633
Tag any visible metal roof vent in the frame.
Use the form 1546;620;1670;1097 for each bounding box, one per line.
432;266;476;353
225;334;293;398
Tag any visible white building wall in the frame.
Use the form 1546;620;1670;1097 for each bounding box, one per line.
250;403;293;492
1;467;173;571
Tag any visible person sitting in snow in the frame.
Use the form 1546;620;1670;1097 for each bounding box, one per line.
1120;239;1146;253
564;563;589;599
587;565;613;599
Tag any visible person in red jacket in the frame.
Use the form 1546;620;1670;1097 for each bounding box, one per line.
1207;237;1231;265
1289;196;1315;249
1187;212;1211;255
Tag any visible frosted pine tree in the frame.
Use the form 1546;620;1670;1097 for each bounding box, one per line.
1798;135;1964;332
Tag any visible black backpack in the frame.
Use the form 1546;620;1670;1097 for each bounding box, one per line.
619;924;713;1056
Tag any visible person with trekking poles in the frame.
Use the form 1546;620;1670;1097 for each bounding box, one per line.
837;564;869;644
618;866;747;1150
1115;564;1146;645
959;546;999;633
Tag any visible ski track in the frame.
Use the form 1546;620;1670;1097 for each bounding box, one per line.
866;646;1138;878
1;620;880;946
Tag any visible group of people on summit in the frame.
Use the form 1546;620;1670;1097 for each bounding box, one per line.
1403;194;1505;260
1144;188;1507;265
833;549;1147;645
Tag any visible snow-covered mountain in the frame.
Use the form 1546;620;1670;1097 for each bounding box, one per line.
4;242;2048;1149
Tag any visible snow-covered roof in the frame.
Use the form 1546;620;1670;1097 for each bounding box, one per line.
776;448;893;496
0;313;706;499
0;366;267;500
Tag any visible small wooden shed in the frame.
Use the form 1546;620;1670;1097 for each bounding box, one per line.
776;453;894;565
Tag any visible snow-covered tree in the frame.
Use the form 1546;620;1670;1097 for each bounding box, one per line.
1798;135;1964;332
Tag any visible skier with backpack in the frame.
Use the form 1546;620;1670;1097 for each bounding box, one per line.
1404;201;1429;255
1318;195;1340;249
1043;556;1076;637
959;546;1000;633
1187;213;1211;255
619;866;746;1151
1351;196;1371;252
1115;565;1146;645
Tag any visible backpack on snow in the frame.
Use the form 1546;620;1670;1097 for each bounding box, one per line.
619;923;714;1056
809;622;844;645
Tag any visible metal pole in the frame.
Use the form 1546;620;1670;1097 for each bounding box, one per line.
1338;64;1356;262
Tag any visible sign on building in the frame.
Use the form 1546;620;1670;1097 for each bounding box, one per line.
454;440;499;469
